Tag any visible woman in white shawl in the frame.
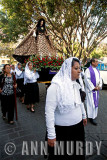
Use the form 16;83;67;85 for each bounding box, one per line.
15;63;24;103
45;57;87;160
24;62;39;112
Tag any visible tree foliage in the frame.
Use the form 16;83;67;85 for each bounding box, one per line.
0;0;34;42
0;42;15;63
0;0;107;60
90;43;107;59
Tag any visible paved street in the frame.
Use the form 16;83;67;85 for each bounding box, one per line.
85;86;107;160
0;84;107;160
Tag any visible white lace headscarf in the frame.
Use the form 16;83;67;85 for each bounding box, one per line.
51;57;81;114
15;63;21;72
24;61;33;85
15;63;22;77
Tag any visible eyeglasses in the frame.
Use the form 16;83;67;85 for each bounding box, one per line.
6;67;10;69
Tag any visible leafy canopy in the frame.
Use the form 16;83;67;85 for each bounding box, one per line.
0;0;107;60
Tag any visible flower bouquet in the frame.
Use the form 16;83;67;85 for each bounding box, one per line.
24;55;64;81
24;55;64;71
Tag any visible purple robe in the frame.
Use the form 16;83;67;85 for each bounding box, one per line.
89;66;100;108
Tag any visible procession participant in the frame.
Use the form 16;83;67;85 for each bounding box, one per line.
84;58;102;125
0;69;4;100
0;64;17;124
78;73;85;91
80;62;85;79
10;64;16;75
45;57;87;160
15;63;24;103
76;75;86;104
24;62;39;112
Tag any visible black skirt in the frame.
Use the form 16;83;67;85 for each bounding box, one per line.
24;82;39;105
16;78;24;97
1;94;15;122
47;121;85;160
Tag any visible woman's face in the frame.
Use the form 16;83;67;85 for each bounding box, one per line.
12;65;15;70
4;65;11;74
40;20;44;26
28;63;33;70
18;64;21;69
71;61;80;81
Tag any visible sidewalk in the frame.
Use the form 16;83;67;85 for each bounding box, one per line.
0;84;107;160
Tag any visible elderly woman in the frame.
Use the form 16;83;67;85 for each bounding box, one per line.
45;57;87;160
24;62;39;112
0;64;17;124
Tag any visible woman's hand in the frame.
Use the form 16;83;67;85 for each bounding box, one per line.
0;88;2;93
83;119;87;126
13;84;17;88
48;138;56;147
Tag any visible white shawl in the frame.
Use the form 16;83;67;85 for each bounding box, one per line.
15;63;23;79
51;57;81;114
24;61;39;85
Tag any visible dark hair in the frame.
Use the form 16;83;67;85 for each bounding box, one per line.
90;58;96;64
72;58;80;67
3;64;10;70
36;18;45;28
3;64;10;74
18;63;21;66
28;61;32;66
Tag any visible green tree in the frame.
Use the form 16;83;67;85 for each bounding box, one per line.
0;42;15;64
0;0;107;59
90;43;107;59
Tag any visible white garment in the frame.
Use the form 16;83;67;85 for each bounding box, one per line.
81;70;85;79
10;69;16;74
45;83;86;139
45;57;87;139
79;74;85;91
15;63;24;79
24;62;39;85
84;67;102;119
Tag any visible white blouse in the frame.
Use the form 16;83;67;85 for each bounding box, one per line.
45;83;87;139
15;70;24;79
10;69;16;75
25;71;39;84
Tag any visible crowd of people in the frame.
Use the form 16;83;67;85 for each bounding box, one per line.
0;62;40;123
0;57;102;160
